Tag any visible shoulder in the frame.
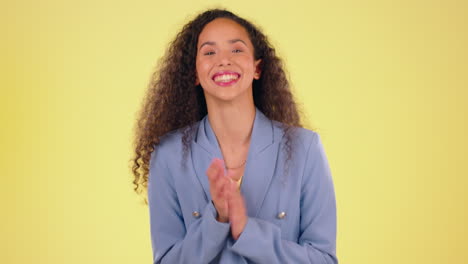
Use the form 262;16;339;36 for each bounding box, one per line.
271;120;321;154
157;128;184;150
150;122;200;161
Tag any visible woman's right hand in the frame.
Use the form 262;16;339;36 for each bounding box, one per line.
206;158;230;222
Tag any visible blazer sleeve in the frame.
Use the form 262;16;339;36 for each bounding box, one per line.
230;133;338;264
148;146;231;264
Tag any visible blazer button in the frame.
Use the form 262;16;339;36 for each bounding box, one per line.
192;211;201;218
277;211;286;219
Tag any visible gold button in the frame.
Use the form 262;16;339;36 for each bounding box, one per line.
277;212;286;219
192;211;201;218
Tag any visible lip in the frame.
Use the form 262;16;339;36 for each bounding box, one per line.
211;71;241;87
211;71;241;80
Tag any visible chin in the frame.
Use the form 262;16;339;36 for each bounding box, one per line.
204;90;248;104
202;84;252;103
211;93;239;103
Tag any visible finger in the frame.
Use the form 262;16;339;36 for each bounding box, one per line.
206;158;218;180
225;169;235;181
228;181;245;216
214;177;231;222
208;159;230;204
211;164;228;192
213;177;229;201
206;158;223;181
228;181;247;239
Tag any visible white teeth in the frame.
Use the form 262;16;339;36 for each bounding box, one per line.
214;74;239;83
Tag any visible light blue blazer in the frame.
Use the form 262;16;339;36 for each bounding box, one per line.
148;109;338;264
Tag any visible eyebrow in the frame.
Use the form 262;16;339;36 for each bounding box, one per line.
198;39;248;51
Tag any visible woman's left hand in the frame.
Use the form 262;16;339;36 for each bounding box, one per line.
226;179;247;240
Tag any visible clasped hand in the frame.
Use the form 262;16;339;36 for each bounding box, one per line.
206;158;247;240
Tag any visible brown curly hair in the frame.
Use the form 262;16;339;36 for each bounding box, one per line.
131;9;303;202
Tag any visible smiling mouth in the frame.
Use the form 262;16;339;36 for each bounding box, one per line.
212;71;241;84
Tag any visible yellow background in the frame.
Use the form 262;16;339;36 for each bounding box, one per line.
1;0;467;263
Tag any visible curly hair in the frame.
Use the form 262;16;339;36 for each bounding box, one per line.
131;9;303;202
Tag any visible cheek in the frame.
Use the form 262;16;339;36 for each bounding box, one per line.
242;61;257;76
196;60;210;76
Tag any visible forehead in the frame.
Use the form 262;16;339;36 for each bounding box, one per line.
197;18;252;47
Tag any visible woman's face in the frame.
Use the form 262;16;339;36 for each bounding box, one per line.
196;18;261;104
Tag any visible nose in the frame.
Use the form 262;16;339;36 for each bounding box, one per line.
217;50;232;66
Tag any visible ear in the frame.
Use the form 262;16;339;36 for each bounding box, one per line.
195;74;200;85
254;59;262;80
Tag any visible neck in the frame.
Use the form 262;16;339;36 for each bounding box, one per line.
207;101;256;148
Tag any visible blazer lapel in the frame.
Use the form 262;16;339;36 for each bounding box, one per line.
241;109;279;217
191;116;223;202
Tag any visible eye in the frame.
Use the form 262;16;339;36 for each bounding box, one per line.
203;51;215;56
232;49;243;53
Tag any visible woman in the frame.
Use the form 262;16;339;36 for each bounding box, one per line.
132;9;338;264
